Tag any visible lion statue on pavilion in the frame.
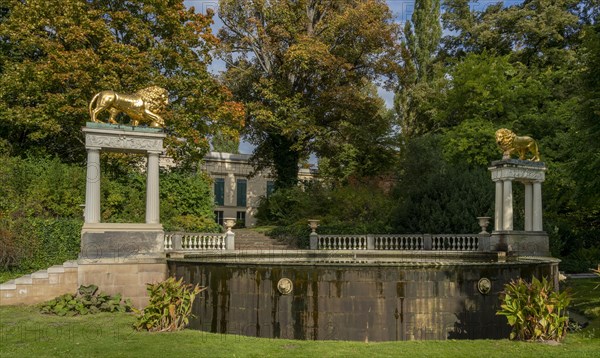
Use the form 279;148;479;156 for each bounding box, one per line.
88;86;168;128
495;128;541;162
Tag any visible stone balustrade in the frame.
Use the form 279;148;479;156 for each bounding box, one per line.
164;232;234;251
311;233;489;251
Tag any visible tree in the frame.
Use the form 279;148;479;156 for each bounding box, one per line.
217;0;399;188
0;0;243;167
393;0;442;139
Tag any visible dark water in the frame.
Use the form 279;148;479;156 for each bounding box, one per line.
169;259;558;341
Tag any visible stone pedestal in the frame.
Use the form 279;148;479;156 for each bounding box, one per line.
489;159;549;256
80;123;168;308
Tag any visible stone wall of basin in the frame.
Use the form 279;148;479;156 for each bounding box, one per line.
169;258;558;341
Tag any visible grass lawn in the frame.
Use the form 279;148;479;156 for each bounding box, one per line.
1;278;599;358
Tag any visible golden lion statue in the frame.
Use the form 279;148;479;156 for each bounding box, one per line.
89;86;168;128
495;128;541;161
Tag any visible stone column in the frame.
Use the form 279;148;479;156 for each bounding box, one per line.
494;180;503;231
84;147;101;223
502;180;513;231
146;151;160;224
533;181;543;231
524;182;533;231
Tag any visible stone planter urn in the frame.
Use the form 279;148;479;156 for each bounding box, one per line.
477;216;491;234
224;217;236;234
308;219;320;234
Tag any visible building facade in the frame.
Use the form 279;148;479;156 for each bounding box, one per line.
201;152;316;227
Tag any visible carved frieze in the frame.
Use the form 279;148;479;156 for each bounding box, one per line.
83;127;165;153
490;165;546;182
87;134;162;152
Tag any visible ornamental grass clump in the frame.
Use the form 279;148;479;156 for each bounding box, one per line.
497;277;571;341
134;277;204;332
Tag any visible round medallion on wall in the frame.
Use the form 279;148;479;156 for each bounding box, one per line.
277;278;293;295
477;278;492;295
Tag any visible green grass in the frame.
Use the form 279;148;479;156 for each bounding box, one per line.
564;277;600;331
2;276;600;358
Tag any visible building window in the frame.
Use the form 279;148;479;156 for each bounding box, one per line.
266;181;275;198
214;210;224;226
236;211;246;228
214;178;224;206
236;179;247;207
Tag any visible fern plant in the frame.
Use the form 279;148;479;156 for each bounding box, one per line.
497;277;571;341
134;277;204;332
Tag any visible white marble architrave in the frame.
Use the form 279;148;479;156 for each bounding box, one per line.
82;125;166;224
489;159;546;233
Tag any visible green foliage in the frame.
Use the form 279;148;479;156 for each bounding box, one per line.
134;277;204;332
0;0;244;166
497;277;571;341
40;285;132;316
392;135;493;234
219;0;399;187
160;171;220;232
560;247;600;273
257;182;396;248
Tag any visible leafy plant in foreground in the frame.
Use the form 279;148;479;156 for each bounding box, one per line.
134;277;204;332
497;277;571;341
40;285;132;316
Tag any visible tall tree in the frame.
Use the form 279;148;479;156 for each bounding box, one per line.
0;0;243;167
393;0;442;139
217;0;399;188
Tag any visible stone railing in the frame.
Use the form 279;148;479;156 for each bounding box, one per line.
164;232;234;251
310;233;490;252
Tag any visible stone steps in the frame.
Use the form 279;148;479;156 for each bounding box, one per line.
234;229;293;250
0;261;79;306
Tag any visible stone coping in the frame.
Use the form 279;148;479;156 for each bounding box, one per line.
489;159;547;169
82;223;164;232
85;122;164;133
168;250;559;267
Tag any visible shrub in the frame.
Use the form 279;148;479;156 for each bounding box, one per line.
134;277;204;332
40;285;132;316
497;277;571;341
560;246;600;273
